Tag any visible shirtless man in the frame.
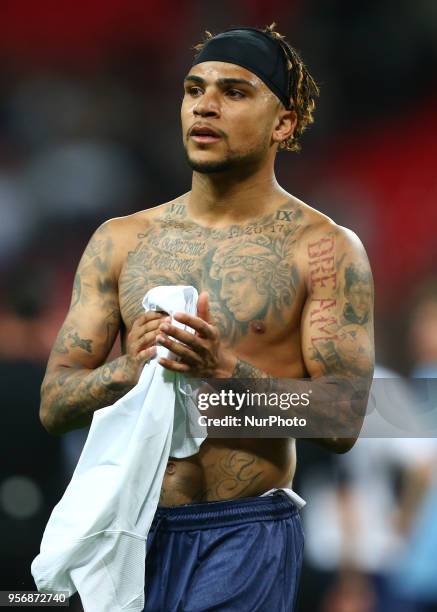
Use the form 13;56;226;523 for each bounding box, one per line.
40;26;374;612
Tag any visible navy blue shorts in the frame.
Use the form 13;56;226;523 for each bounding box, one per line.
143;491;304;611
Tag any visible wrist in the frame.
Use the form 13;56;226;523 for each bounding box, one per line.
112;355;140;386
231;357;268;379
215;349;237;378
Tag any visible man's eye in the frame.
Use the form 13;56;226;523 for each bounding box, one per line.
226;89;245;99
187;86;202;97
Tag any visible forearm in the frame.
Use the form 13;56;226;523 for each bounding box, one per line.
40;355;136;435
214;358;370;452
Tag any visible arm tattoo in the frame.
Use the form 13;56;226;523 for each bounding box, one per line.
52;325;94;356
307;235;374;380
41;355;136;434
42;223;125;434
69;332;93;353
232;358;269;379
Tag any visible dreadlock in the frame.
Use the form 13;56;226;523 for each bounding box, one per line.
193;24;319;152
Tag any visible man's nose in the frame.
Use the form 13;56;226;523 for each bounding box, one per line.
193;91;220;118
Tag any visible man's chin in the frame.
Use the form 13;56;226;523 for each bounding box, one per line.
184;145;267;176
186;155;233;174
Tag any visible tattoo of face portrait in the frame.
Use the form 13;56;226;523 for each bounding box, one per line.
343;264;372;325
208;233;299;341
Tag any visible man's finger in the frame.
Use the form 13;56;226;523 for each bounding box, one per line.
158;357;190;373
156;334;202;366
158;322;206;351
136;335;156;352
133;311;167;328
142;318;167;335
138;346;157;362
132;314;169;337
172;312;215;338
197;292;210;324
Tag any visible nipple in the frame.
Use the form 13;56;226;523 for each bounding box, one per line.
250;320;266;334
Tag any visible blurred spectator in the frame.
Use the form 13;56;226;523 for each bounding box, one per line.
24;139;141;219
299;364;437;612
0;261;56;361
0;262;64;590
408;281;437;378
389;281;437;610
321;570;376;612
0;169;36;262
300;281;437;611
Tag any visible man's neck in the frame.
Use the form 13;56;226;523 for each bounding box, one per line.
187;162;288;226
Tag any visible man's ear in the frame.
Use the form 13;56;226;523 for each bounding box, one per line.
272;108;297;146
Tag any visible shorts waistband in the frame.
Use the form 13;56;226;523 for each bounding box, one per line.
151;491;299;531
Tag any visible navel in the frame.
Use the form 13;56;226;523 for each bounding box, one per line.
166;462;176;474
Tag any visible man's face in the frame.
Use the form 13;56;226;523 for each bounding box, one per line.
219;267;268;321
346;281;371;321
181;61;279;173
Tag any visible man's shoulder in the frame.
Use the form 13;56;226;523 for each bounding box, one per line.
84;196;187;277
95;195;187;241
290;195;365;253
288;196;371;295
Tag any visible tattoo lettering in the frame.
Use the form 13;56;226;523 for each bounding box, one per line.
275;209;294;222
308;235;337;290
170;203;187;216
307;234;373;377
308;235;338;352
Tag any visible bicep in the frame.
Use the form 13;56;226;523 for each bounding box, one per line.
301;226;374;380
47;223;121;372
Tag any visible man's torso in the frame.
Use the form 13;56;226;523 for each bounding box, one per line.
113;194;324;506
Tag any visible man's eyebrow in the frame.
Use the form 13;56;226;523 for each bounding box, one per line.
184;75;257;89
217;77;256;89
184;75;205;84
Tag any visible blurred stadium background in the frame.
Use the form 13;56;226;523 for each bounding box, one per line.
0;1;436;610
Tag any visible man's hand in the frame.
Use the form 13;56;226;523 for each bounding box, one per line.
125;311;167;382
156;292;236;378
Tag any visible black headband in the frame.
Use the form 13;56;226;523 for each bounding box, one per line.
192;28;291;109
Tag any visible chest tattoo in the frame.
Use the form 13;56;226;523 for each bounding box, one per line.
119;205;303;343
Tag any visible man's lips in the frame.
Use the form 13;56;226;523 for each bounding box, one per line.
191;134;221;143
189;125;223;143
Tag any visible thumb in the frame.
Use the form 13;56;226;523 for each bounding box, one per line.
197;291;210;324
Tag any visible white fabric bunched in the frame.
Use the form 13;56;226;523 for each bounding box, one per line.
32;285;205;612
